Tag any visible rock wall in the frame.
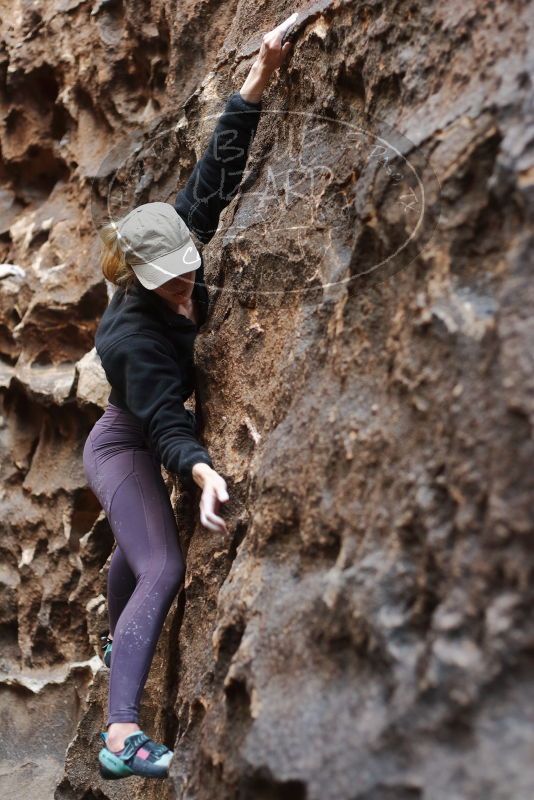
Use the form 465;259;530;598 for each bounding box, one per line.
1;1;533;798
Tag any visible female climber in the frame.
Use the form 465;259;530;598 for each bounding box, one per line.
82;12;297;782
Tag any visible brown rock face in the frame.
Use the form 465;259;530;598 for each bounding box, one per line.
1;1;533;799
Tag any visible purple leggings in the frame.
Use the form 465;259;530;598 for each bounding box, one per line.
82;402;186;725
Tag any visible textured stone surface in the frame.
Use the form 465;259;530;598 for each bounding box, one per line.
0;1;533;799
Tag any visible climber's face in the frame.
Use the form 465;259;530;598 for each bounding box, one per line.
153;269;196;300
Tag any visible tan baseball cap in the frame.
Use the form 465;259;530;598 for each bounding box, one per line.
115;201;201;290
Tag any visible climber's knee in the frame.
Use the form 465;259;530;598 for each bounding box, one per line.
156;557;185;598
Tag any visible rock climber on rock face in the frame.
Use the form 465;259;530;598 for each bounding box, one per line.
83;11;297;782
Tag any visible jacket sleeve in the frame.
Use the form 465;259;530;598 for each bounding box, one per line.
99;333;214;488
174;91;262;245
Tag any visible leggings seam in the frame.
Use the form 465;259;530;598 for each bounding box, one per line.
130;463;164;712
135;452;154;564
106;449;138;515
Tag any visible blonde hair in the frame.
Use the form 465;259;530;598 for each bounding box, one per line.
99;219;136;290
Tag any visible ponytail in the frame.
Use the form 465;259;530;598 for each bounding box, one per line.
99;219;136;290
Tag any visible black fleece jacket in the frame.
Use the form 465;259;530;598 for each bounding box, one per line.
94;91;262;488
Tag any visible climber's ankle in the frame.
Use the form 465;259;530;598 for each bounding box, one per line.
107;721;141;752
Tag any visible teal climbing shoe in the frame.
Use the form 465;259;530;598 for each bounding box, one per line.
98;730;173;780
100;634;112;668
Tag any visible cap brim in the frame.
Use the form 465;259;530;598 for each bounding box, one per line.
130;237;201;290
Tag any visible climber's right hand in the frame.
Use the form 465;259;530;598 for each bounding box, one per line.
192;463;229;534
257;12;298;75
